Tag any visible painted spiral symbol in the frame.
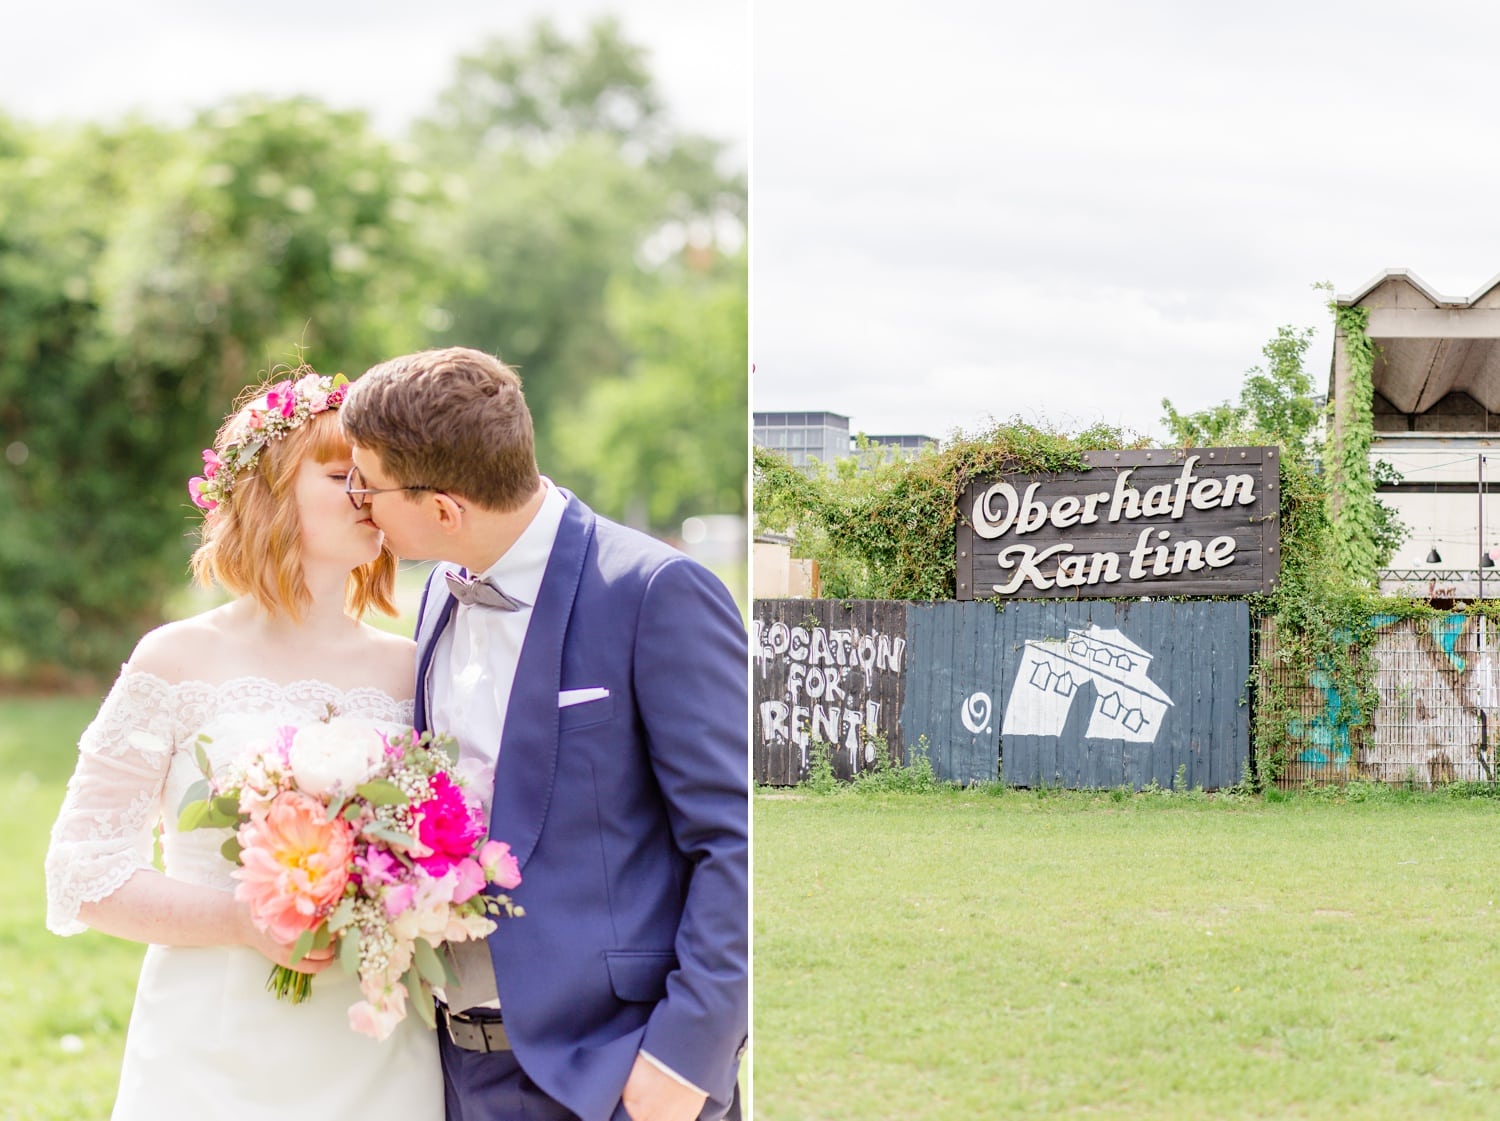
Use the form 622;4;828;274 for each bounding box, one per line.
961;691;992;735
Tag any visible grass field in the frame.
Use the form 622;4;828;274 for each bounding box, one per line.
753;786;1500;1120
1;695;139;1121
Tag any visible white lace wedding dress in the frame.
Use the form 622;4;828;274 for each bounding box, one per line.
44;669;443;1120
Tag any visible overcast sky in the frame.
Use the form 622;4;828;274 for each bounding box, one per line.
752;0;1500;443
0;1;746;155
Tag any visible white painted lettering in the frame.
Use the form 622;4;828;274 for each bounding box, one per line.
1108;469;1142;522
993;543;1073;593
1141;483;1174;517
1204;535;1236;568
1170;538;1205;573
1050;494;1082;529
1128;528;1154;578
1221;473;1255;507
1171;455;1200;519
972;481;1018;539
1081;490;1111;525
1190;477;1222;509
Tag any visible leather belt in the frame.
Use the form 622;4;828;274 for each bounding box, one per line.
439;1003;511;1053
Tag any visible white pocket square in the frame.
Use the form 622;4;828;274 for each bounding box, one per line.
559;687;610;708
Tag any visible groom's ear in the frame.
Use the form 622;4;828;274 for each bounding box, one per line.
432;493;467;533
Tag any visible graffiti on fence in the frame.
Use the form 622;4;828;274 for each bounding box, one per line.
1278;614;1500;782
1001;624;1174;743
752;617;907;772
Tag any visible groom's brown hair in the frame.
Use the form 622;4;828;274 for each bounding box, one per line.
342;347;541;512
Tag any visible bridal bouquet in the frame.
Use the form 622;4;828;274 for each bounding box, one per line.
178;719;522;1040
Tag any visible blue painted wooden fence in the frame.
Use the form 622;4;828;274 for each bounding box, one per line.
753;599;1251;789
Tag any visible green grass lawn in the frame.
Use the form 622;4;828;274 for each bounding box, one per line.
1;695;142;1121
753;787;1500;1120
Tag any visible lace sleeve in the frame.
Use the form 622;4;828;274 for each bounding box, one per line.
44;669;179;935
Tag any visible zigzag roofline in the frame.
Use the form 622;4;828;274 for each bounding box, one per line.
1336;267;1500;309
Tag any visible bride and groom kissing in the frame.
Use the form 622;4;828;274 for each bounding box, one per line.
45;347;748;1121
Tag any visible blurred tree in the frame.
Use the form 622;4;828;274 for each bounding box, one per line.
412;17;746;478
553;251;747;531
0;101;442;678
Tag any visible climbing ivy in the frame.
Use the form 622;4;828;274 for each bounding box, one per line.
753;419;1142;599
1329;305;1381;584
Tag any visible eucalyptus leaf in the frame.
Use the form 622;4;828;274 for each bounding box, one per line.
290;929;315;966
401;966;428;1022
326;897;356;932
338;927;361;974
212;794;241;816
177;779;211;816
355;780;408;806
177;801;209;833
363;822;415;848
412;938;447;988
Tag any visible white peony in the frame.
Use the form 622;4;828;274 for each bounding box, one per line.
287;719;387;798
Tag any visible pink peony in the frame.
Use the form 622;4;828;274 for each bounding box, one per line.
412;773;485;875
478;840;522;890
233;790;353;944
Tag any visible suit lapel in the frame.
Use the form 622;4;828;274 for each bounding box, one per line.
488;494;594;870
414;567;459;736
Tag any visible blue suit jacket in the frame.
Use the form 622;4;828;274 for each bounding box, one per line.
413;493;748;1120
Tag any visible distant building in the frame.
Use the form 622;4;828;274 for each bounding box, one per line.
1331;270;1500;599
752;411;850;470
754;411;937;473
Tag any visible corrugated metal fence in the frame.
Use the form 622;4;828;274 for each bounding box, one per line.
753;599;1252;788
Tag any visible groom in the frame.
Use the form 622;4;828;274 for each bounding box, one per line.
342;347;747;1121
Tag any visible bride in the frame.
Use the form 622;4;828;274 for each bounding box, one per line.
44;368;443;1119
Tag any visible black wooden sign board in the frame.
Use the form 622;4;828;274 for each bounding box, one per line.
956;447;1280;600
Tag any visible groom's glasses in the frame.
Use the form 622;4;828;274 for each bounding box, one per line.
345;466;437;511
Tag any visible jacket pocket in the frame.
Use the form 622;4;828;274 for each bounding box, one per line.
604;950;678;1003
559;694;615;731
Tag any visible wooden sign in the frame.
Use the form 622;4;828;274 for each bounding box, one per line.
955;448;1280;600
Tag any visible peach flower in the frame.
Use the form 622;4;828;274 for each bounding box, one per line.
233;790;354;944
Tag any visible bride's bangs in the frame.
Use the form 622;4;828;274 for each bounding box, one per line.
303;411;352;464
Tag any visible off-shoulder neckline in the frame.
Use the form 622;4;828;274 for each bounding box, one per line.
118;666;415;706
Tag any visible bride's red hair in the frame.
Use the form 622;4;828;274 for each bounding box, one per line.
191;407;397;620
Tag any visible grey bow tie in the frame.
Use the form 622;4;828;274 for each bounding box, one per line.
445;570;522;611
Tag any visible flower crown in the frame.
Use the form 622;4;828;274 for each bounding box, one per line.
189;371;350;511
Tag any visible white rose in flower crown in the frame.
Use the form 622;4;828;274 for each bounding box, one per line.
287;719;388;798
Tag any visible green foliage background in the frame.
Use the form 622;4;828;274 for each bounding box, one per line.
0;17;746;680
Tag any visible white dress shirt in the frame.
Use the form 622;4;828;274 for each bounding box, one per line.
430;480;567;813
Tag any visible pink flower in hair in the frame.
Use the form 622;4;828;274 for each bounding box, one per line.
202;448;223;480
247;411;265;430
187;477;218;510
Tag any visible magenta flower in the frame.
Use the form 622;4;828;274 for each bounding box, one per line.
355;846;402;887
412;773;485;875
201;448;223;480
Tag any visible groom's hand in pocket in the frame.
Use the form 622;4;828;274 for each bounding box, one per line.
621;1053;707;1121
